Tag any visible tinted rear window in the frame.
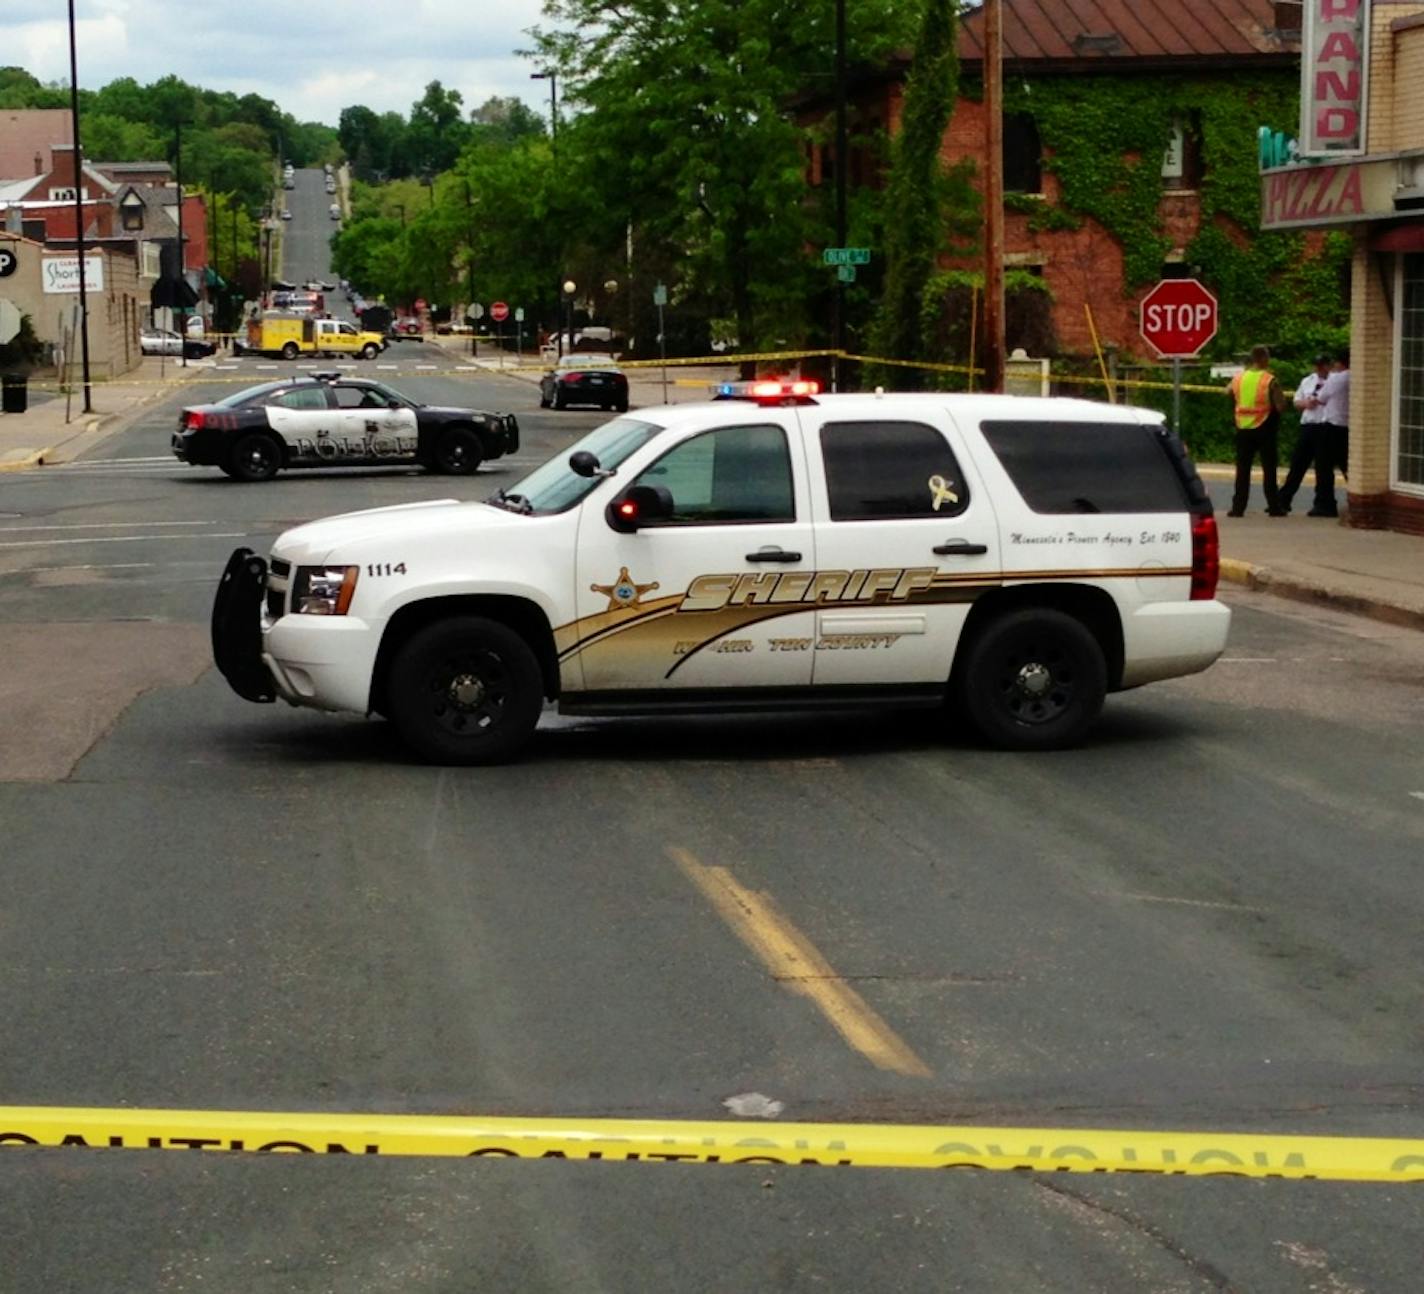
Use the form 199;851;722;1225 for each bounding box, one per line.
979;420;1189;514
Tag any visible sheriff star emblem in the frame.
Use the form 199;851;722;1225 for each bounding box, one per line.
591;566;660;611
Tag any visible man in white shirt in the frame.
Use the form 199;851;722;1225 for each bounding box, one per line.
1310;352;1350;518
1279;353;1332;514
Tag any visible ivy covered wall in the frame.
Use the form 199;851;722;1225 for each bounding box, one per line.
975;70;1353;360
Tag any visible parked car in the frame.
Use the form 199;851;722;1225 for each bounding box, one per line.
389;318;423;340
141;328;217;359
539;353;629;412
281;208;293;221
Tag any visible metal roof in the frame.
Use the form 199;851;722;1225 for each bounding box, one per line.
957;0;1300;67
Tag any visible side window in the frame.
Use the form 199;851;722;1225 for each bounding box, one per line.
333;385;382;409
271;387;329;411
820;421;970;520
979;420;1190;514
633;424;795;525
339;323;358;335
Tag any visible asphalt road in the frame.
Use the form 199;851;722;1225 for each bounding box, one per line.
1;362;1423;1291
281;167;339;289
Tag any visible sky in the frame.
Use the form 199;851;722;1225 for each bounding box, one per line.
2;0;553;125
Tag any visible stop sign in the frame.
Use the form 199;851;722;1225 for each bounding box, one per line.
1140;280;1218;358
489;301;510;323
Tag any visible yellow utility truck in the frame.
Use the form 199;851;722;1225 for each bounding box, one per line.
239;313;388;361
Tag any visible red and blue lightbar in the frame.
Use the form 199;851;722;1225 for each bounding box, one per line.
712;378;821;403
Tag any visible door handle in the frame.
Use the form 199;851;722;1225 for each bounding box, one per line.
933;539;988;556
745;547;803;563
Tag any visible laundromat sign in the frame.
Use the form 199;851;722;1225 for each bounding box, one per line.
1302;0;1370;156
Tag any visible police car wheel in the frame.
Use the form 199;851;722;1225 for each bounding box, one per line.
387;616;542;765
432;427;482;475
227;432;282;483
960;608;1105;751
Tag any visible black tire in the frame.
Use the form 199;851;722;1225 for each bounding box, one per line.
614;396;629;413
281;341;300;360
958;608;1106;751
431;426;482;475
226;432;282;482
386;616;543;764
361;342;380;360
552;387;567;410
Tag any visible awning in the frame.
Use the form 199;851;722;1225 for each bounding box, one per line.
1369;223;1424;252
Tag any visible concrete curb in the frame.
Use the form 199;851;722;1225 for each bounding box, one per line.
1218;555;1424;633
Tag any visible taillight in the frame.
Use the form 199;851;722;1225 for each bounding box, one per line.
1190;513;1219;601
562;372;584;383
184;410;206;430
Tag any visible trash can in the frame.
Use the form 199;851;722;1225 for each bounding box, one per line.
1;374;27;414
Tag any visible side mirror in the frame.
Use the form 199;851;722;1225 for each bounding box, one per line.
569;450;602;478
608;484;674;533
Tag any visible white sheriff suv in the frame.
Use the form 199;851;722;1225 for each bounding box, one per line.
211;382;1230;763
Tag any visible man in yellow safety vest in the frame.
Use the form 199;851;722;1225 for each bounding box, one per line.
1226;345;1288;517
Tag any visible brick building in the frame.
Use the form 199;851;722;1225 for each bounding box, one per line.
807;0;1302;355
1260;0;1424;533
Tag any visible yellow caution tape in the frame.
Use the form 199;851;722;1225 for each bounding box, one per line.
0;1107;1420;1179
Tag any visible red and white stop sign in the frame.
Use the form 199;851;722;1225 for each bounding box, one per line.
490;301;510;323
1139;280;1218;358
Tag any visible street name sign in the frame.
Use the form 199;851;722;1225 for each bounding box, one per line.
823;247;870;267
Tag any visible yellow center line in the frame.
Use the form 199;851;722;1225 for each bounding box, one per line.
669;846;932;1079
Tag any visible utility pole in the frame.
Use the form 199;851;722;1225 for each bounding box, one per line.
176;120;187;367
464;181;476;358
834;0;847;392
982;0;1006;393
531;71;562;355
66;0;93;412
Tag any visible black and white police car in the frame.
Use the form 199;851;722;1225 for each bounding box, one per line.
172;372;518;481
212;379;1231;763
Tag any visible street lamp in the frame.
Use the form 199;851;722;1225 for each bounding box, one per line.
561;278;577;359
529;71;558;146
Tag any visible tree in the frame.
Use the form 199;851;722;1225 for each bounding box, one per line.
468;96;547;148
868;0;974;387
532;0;914;353
0;67;65;108
406;80;469;176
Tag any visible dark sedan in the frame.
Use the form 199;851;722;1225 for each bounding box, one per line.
539;353;629;411
171;373;519;482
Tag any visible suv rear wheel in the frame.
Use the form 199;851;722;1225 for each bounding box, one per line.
387;616;543;764
361;342;380;360
959;608;1106;750
281;341;300;360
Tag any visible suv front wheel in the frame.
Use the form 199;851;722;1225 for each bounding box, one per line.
386;616;543;764
959;608;1106;751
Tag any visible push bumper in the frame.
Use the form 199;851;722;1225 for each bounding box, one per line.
211;548;277;702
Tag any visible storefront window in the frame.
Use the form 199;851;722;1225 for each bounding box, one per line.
1399;254;1424;488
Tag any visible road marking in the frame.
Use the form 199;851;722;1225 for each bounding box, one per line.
256;363;278;369
669;846;931;1078
377;364;398;370
1090;891;1260;913
416;364;438;370
0;562;156;577
1410;792;1424;802
0;532;245;550
458;365;479;371
1;1105;1421;1179
0;521;220;533
1219;657;1278;664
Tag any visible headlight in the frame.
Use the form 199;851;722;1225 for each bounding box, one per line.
292;565;359;615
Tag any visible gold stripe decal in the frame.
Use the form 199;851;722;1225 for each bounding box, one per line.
0;1106;1420;1177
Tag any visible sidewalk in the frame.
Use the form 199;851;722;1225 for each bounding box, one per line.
0;357;208;471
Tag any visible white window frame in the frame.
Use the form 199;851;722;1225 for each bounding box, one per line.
1390;252;1424;497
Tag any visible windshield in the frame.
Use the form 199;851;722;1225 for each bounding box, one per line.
503;417;663;514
